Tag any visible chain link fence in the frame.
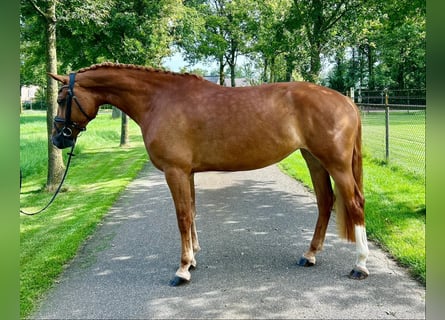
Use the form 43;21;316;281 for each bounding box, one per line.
353;89;425;177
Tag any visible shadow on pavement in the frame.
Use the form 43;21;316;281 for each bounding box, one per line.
32;164;425;319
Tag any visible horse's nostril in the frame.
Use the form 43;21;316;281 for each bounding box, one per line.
62;127;73;137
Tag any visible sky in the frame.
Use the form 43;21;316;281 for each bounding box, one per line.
162;52;190;71
162;51;216;72
162;48;248;74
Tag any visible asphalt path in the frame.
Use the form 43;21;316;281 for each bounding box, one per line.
32;163;425;319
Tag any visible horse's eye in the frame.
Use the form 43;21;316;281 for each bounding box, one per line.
57;98;66;105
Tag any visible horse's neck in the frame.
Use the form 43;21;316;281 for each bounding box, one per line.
87;70;171;124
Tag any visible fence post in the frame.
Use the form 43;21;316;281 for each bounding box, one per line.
384;88;389;162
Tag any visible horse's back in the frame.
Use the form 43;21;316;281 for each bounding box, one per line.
145;81;359;172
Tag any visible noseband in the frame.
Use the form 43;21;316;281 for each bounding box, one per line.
54;72;94;138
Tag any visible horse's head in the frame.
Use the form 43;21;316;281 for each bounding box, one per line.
49;72;97;149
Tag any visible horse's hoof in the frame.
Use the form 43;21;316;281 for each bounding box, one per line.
348;269;368;280
169;276;190;287
297;257;315;267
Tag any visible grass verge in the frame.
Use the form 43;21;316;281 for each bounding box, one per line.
20;111;147;319
279;151;425;285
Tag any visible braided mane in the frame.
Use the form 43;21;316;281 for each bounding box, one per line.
77;62;204;80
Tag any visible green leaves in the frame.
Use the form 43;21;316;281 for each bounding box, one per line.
21;0;425;89
21;0;181;78
325;0;425;90
177;0;260;85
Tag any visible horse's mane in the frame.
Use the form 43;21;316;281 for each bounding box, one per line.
77;62;204;81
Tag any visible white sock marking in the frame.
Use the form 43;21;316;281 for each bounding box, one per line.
354;225;369;274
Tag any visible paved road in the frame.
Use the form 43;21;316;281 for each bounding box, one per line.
32;163;425;319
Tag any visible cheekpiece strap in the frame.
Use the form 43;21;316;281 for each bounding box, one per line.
65;73;77;123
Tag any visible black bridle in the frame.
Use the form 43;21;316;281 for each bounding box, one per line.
20;73;92;215
53;72;94;138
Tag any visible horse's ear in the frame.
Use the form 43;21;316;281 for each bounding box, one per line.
48;73;68;84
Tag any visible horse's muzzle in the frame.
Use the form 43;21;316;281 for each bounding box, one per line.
52;131;75;149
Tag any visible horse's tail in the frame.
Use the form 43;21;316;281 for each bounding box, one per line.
334;108;364;242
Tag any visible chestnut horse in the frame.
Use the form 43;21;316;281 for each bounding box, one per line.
50;62;369;286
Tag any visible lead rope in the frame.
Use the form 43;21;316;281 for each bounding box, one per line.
20;144;76;216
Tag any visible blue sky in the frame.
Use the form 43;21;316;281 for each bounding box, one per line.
162;51;216;72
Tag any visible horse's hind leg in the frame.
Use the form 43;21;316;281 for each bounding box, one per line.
164;167;195;286
298;149;334;267
329;168;369;279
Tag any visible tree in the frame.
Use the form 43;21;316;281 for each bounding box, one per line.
120;112;129;146
84;0;182;145
65;0;181;145
285;0;364;83
21;0;116;189
21;0;180;151
178;0;256;86
325;49;350;93
23;0;64;191
323;0;425;91
250;0;293;83
372;0;426;89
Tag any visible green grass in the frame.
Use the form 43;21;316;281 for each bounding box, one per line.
20;111;147;319
279;151;425;285
360;110;425;176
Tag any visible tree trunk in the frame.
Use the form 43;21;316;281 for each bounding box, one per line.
269;56;276;83
20;86;23;113
285;54;294;82
218;55;225;86
229;40;236;87
120;112;129;146
111;106;121;119
262;57;268;83
306;0;323;83
308;45;321;83
45;1;65;191
358;46;364;89
230;63;236;87
397;47;406;89
367;45;375;89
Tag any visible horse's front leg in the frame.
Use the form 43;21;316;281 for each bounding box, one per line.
190;173;201;268
164;168;195;286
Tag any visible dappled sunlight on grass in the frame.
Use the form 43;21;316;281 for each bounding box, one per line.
77;178;133;192
20;223;43;233
50;211;77;222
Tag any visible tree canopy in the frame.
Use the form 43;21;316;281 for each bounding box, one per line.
21;0;425;90
324;0;426;91
21;0;181;79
